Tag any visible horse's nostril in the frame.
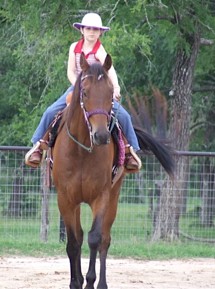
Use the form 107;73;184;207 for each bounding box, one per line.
94;131;110;145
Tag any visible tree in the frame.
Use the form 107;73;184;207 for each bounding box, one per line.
146;1;215;241
0;1;83;145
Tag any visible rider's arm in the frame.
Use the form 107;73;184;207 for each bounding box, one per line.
67;42;78;86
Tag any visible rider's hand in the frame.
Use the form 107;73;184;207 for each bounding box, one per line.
113;88;121;102
114;94;121;102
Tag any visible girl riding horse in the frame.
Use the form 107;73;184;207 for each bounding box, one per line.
25;13;141;171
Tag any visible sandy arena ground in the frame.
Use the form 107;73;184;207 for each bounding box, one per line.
0;257;215;289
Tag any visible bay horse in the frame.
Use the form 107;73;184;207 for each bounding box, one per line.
52;53;174;289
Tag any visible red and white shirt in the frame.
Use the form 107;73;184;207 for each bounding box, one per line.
74;38;101;76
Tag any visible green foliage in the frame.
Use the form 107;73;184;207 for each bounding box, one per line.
103;21;151;94
0;0;215;149
0;0;75;145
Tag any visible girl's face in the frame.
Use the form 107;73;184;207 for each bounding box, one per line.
81;26;102;42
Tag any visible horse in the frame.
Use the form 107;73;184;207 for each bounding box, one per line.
52;53;174;289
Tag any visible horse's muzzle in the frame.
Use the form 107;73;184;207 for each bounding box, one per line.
93;130;111;145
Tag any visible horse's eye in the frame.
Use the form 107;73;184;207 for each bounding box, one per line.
83;90;88;98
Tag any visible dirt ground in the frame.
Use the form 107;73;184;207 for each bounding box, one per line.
0;257;215;289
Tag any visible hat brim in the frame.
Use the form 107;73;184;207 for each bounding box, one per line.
73;23;110;32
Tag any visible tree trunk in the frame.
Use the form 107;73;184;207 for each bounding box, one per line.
152;29;201;241
200;159;215;227
40;160;50;242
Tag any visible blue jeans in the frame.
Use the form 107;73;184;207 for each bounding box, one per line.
31;87;140;151
31;86;73;144
113;101;140;151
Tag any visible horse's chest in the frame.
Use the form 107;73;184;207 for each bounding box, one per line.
71;167;110;193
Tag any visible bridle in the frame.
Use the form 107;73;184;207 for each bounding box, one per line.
80;74;112;123
66;73;113;152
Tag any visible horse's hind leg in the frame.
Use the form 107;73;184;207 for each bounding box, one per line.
97;185;122;289
85;183;121;289
97;240;110;289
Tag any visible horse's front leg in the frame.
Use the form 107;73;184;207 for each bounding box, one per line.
66;227;84;289
63;206;84;289
85;217;102;289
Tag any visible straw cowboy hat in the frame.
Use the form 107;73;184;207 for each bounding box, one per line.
73;13;110;32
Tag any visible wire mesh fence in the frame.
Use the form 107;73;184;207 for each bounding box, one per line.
0;146;215;249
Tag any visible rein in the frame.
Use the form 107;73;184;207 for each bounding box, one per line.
66;122;93;152
66;73;112;152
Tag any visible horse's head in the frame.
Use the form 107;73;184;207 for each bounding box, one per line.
79;53;113;146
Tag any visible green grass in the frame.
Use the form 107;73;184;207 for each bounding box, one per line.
1;238;215;259
109;241;215;259
1;197;215;259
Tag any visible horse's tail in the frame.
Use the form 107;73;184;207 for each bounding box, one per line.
134;126;175;178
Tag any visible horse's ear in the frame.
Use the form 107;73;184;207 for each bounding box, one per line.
103;54;112;72
80;52;89;72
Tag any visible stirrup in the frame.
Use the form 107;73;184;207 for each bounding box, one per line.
39;139;49;150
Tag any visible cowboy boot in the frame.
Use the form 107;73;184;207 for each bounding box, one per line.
25;127;50;168
124;145;142;170
29;148;43;164
25;110;64;168
25;142;43;168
